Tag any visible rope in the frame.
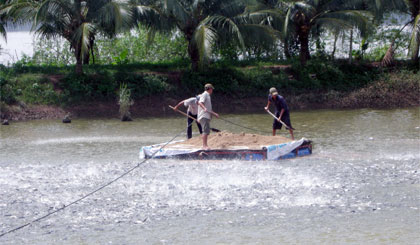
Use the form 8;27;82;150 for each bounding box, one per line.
216;117;272;134
0;123;192;238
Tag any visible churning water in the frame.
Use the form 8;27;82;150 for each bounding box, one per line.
0;108;419;244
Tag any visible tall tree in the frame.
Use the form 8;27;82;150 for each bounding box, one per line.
283;0;371;65
3;0;131;74
133;0;273;70
246;0;292;58
0;19;5;41
370;0;419;67
404;0;419;66
0;0;8;40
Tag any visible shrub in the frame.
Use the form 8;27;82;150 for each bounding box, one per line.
118;83;134;121
115;72;171;99
240;68;283;96
142;74;172;96
60;70;117;104
180;68;242;96
0;73;62;105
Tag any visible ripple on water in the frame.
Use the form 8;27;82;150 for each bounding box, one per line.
1;108;419;244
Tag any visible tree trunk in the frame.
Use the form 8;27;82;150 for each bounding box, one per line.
188;41;200;71
284;38;291;59
349;29;353;64
83;37;95;65
83;51;90;64
331;32;338;59
75;45;83;75
410;1;419;66
411;42;419;68
298;25;310;65
91;42;95;64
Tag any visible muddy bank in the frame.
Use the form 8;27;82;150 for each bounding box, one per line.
1;104;67;121
2;89;418;122
1;71;419;122
1;96;268;121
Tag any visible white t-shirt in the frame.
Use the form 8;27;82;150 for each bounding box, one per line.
183;96;199;115
198;91;212;121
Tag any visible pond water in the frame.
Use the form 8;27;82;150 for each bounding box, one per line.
0;108;419;244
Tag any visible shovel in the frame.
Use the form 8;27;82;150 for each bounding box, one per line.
265;109;295;130
169;105;221;132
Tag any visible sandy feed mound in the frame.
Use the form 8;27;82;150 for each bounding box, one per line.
170;131;292;150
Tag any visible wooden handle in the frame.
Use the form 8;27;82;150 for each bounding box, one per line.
169;105;221;132
169;105;198;122
265;109;290;129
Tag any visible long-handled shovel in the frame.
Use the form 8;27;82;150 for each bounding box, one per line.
265;109;295;130
169;105;221;132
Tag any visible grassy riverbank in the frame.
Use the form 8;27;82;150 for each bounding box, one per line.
1;59;419;121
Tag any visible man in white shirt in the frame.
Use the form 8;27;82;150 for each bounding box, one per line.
198;83;219;150
173;95;202;139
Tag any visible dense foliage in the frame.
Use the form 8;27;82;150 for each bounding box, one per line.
2;59;416;105
0;0;419;113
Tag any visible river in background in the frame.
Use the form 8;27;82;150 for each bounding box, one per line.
0;108;419;244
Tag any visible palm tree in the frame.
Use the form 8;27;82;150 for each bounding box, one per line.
3;0;131;74
407;0;419;66
244;0;291;58
283;0;371;65
0;0;8;40
371;0;419;67
132;0;273;70
0;20;5;40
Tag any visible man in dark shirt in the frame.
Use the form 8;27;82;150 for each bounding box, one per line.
264;87;294;139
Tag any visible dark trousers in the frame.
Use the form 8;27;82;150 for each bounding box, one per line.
187;112;203;139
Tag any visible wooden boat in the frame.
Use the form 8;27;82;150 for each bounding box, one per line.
139;132;312;161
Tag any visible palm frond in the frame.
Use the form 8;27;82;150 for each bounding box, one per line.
96;1;132;35
164;0;189;24
34;0;69;29
35;22;61;39
243;10;272;24
73;22;95;58
205;15;245;49
217;0;246;18
193;22;217;69
2;0;39;24
319;10;372;36
283;7;291;38
0;22;6;40
135;5;174;32
240;23;279;46
315;17;353;30
294;1;317;16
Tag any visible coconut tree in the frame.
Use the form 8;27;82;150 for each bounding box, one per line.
383;0;419;66
132;0;274;70
283;0;371;65
406;0;420;66
3;0;132;74
0;0;8;40
244;0;293;58
354;0;419;66
0;19;5;40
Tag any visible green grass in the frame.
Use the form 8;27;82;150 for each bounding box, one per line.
1;59;418;108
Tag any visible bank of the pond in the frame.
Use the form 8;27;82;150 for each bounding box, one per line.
1;62;419;121
2;76;419;121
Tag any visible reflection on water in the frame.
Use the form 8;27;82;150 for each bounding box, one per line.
0;108;419;244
